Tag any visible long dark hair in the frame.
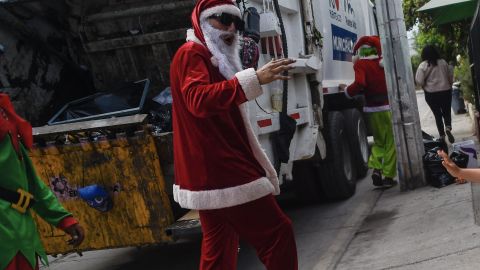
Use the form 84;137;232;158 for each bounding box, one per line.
421;45;440;67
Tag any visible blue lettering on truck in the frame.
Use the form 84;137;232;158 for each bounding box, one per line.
331;24;357;62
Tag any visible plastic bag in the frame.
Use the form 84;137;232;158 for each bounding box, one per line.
152;87;172;105
423;146;454;188
150;87;173;133
423;131;447;153
450;150;469;168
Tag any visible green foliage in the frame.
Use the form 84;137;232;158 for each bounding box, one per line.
413;29;445;54
403;0;474;100
403;0;430;31
403;0;471;62
312;25;323;48
454;57;475;103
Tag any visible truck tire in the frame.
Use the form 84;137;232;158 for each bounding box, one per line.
342;108;369;178
292;158;323;203
320;111;357;200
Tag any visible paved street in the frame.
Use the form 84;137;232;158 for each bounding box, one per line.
416;90;475;140
41;174;381;270
41;91;476;270
336;91;480;270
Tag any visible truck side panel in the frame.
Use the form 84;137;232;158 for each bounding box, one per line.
313;0;376;92
246;0;320;177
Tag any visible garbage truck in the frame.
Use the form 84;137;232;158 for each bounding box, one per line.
29;0;379;255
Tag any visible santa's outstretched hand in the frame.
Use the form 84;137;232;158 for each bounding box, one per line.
256;58;296;85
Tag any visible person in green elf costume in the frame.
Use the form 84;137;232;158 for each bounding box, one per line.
0;93;85;270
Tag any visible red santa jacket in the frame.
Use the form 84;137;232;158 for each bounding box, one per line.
170;33;279;210
345;58;390;112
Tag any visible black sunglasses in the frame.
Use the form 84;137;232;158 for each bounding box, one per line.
209;13;245;31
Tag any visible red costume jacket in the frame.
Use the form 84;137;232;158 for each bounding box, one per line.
170;34;279;210
346;58;390;112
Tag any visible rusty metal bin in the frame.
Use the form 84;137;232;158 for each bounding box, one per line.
30;114;177;255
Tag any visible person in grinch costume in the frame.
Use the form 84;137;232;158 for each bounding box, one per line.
340;35;398;187
0;93;84;270
170;0;297;269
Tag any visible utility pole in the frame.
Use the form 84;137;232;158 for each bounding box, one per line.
375;0;426;190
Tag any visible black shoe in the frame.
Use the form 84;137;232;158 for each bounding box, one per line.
446;129;455;143
383;177;398;187
372;169;383;186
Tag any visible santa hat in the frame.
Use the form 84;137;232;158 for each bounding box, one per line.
353;36;382;56
352;35;383;66
191;0;241;45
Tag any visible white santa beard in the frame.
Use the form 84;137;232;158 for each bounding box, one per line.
200;20;243;79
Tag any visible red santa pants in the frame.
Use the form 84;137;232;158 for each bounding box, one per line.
198;195;298;270
5;253;38;270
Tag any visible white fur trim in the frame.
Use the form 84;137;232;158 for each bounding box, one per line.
364;105;390;112
200;4;241;21
359;55;379;60
236;68;262;100
171;102;280;210
352;55;359;64
186;29;202;45
358;44;373;50
239;103;280;194
173;177;275;210
379;58;384;67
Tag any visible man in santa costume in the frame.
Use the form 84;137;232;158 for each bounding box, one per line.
0;93;85;270
340;36;397;187
170;0;298;269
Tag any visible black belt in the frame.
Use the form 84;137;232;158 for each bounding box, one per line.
366;93;389;103
0;186;36;214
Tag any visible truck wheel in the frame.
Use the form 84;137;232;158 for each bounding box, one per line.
343;108;369;178
292;153;323;203
320;111;357;200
